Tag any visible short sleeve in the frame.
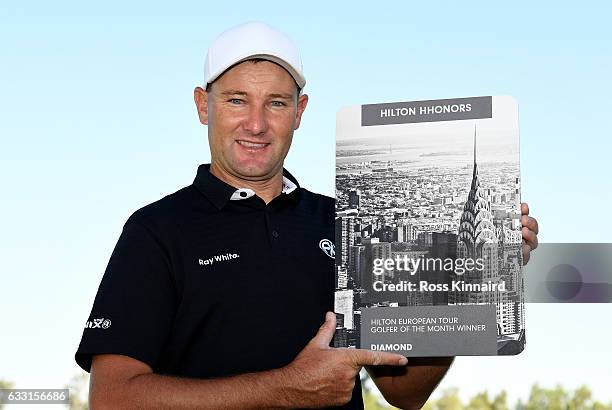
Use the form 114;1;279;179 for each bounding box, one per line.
75;218;178;372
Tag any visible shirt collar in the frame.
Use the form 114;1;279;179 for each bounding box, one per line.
229;176;297;201
193;163;301;210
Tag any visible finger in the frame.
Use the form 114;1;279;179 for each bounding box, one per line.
308;312;337;348
521;215;539;235
522;226;538;249
349;348;408;367
521;202;529;216
522;243;531;266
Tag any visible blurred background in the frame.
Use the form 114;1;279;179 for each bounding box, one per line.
1;1;611;408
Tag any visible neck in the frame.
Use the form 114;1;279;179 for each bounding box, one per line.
209;162;283;204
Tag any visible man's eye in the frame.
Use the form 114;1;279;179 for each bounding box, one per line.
271;101;286;107
229;98;243;105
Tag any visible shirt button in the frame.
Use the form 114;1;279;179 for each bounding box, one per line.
272;230;279;238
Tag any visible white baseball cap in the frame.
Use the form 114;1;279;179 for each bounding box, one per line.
203;22;306;91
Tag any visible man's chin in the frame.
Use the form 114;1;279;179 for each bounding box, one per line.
232;163;281;181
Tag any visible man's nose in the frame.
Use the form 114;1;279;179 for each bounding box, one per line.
243;103;268;136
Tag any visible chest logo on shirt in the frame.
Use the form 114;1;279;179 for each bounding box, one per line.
198;252;240;267
319;239;335;259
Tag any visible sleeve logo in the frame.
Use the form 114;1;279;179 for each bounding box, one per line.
84;318;112;329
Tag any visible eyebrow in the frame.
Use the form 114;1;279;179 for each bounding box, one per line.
219;90;294;99
220;90;248;96
268;93;294;100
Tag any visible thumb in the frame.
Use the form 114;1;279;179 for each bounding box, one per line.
308;311;337;348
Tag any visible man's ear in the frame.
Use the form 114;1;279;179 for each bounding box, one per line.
293;93;309;130
194;86;209;125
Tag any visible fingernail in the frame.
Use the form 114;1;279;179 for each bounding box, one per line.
399;357;408;365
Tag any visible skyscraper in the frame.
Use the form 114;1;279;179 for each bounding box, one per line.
348;189;361;210
453;126;523;340
454;127;499;305
335;216;355;267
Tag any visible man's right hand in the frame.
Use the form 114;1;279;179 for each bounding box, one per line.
89;312;408;409
280;311;409;408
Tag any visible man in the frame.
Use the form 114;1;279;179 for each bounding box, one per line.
75;22;539;409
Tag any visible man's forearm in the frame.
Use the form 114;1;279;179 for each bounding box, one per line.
91;367;298;410
366;356;454;409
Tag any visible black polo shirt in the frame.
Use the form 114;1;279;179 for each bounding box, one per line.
75;164;364;409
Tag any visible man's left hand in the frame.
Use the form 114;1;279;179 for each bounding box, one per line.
521;202;539;265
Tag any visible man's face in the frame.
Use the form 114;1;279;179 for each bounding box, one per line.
194;60;308;183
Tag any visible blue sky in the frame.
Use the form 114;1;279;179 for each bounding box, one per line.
1;0;611;406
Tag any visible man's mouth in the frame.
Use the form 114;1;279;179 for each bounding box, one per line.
236;140;270;149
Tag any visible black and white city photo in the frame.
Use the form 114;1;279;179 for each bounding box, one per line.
334;96;525;356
